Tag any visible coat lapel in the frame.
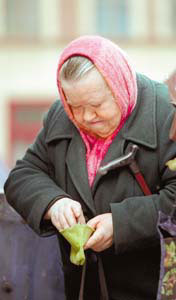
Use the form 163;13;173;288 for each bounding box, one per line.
46;103;96;215
66;131;96;215
121;73;157;149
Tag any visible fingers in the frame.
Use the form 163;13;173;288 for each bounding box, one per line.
77;213;86;225
60;207;76;228
71;204;86;224
84;227;104;251
84;213;114;252
48;199;113;252
48;197;85;231
86;215;99;229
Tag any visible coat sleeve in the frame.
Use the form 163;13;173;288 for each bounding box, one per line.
4;102;71;236
110;83;176;254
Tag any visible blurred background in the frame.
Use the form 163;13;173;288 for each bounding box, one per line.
0;0;176;186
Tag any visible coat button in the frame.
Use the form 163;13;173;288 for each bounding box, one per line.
1;281;13;293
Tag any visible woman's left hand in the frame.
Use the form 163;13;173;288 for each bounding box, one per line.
84;213;114;252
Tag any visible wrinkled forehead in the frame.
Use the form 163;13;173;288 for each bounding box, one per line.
61;67;111;96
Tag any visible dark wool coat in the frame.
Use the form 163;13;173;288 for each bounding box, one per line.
4;74;176;300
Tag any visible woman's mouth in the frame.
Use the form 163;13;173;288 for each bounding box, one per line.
88;120;104;126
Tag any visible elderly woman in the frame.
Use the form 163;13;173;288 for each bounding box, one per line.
4;36;176;300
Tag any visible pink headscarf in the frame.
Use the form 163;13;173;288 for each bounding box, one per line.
57;35;137;186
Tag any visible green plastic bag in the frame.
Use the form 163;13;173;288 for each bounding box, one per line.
166;158;176;171
60;224;94;266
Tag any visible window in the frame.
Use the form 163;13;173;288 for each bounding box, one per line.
9;101;51;166
154;0;175;40
5;0;39;38
95;0;176;42
96;0;129;38
171;0;176;38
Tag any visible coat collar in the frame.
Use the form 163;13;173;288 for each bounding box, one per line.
45;104;74;143
121;73;157;149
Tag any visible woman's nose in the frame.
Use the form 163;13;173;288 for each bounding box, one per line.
83;107;96;122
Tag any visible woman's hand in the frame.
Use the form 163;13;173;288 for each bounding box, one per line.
44;197;85;231
84;213;114;252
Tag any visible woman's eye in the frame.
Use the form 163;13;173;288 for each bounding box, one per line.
93;103;101;108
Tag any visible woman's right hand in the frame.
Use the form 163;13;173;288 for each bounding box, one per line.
44;197;86;231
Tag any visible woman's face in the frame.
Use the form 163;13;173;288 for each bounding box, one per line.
61;69;122;138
